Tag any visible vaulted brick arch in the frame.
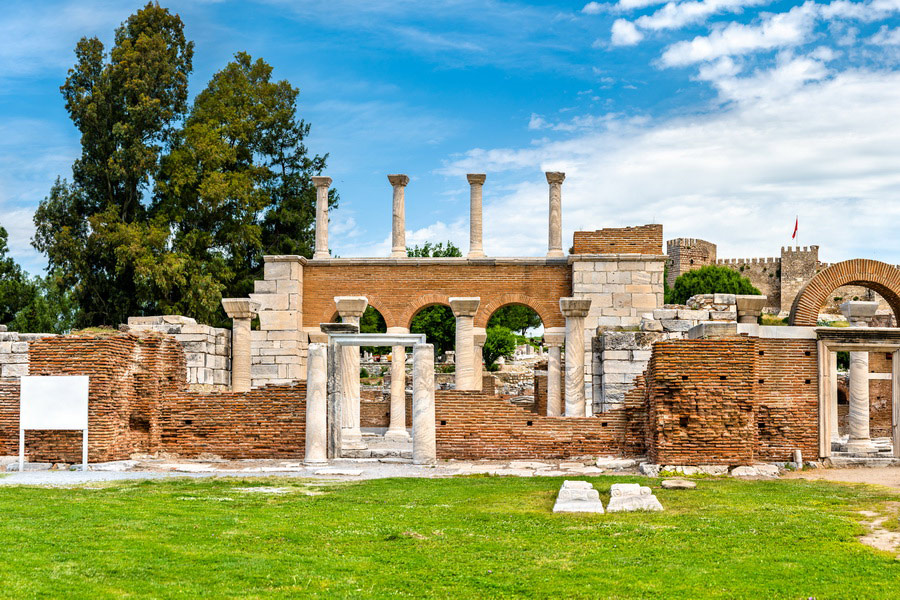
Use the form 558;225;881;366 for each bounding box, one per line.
788;259;900;326
475;293;556;329
400;294;453;330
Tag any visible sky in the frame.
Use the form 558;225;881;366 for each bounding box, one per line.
1;0;900;276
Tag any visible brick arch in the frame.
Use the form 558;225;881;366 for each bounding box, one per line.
788;259;900;326
399;293;452;330
475;293;561;329
329;301;395;331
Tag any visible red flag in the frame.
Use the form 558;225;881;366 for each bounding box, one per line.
791;216;798;240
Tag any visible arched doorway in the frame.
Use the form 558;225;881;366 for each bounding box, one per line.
789;259;900;326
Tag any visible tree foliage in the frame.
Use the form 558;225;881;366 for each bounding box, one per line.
32;3;332;328
668;265;761;305
0;226;35;325
487;304;542;335
406;241;461;258
406;241;462;355
482;326;516;371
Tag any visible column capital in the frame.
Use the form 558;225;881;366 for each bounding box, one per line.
543;327;566;347
388;174;410;187
222;298;260;320
467;173;486;185
334;296;368;319
449;297;480;317
840;300;878;325
545;171;566;185
559;297;591;318
311;175;332;188
473;327;487;346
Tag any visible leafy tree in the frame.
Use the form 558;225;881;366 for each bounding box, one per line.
668;265;761;305
359;306;389;355
0;226;36;325
407;241;461;258
406;241;462;355
482;326;516;372
33;3;194;327
9;273;77;334
488;304;542;335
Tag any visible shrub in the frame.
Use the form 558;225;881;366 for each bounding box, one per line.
668;265;761;305
483;326;516;371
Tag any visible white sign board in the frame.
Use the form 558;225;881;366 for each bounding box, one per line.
19;376;89;472
20;376;89;430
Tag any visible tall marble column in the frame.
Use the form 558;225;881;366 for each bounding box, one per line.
449;297;480;390
559;297;592;417
412;343;436;465
388;174;409;258
473;327;486;391
222;298;260;393
543;327;566;416
467;174;486;258
841;300;879;453
386;326;411;442
304;343;328;465
546;171;565;258
335;296;368;450
829;351;839;443
312;176;332;259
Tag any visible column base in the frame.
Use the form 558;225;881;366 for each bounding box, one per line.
546;250;565;258
341;428;368;450
467;251;485;258
312;252;330;259
390;250;406;258
846;438;878;454
384;428;411;442
304;458;328;466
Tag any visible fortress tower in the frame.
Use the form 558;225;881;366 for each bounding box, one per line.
666;238;717;288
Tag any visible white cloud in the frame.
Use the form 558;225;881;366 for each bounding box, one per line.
636;0;767;31
871;25;900;45
611;19;645;45
660;2;817;66
617;0;669;10
439;69;900;262
582;2;607;14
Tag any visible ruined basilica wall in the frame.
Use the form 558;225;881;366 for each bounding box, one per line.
0;327;56;378
716;257;782;311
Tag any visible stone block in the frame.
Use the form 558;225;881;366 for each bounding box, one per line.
661;320;692;332
602;307;632;317
250;293;289;311
251;364;279;378
0;342;10;353
631;294;657;310
258;310;300;331
276;279;301;294
553;480;605;513
1;364;28;377
253;280;276;293
631;271;652;285
653;309;677;320
641;318;663;332
608;271;632;284
631;350;652;361
709;310;737;321
661;479;696;489
687;322;738;339
677;309;709;320
10;342;29;353
606;483;663;512
618;261;645;271
714;293;736;305
590;271;608;284
264;259;298;281
602;350;631;360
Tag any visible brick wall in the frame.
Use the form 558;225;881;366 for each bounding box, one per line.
573;224;662;255
359;389;413;428
435;390;627;460
868;351;893;438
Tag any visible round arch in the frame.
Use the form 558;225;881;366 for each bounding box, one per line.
399;293;452;330
475;293;559;329
788;259;900;326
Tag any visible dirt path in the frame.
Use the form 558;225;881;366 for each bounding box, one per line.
783;467;900;490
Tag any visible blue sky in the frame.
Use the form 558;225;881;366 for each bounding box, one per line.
2;0;900;275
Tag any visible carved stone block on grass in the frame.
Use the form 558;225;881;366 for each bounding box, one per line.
553;480;605;513
606;483;664;512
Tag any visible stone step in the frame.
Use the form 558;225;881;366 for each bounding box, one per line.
341;448;413;459
828;456;900;468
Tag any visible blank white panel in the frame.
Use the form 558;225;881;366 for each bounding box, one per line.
20;376;89;430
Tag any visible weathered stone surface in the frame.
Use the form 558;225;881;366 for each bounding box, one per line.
661;319;692;332
731;464;780;478
595;457;637;470
606;483;663;512
639;463;661;477
660;479;696;489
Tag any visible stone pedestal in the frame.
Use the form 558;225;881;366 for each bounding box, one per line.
312;176;331;259
560;297;591;417
543;328;566;416
388;174;409;258
841;300;879;453
304;343;328;465
386;326;410;442
335;296;368;450
546;172;565;258
412;343;436;465
222;298;260;392
606;483;664;512
552;480;604;513
735;295;767;324
450;297;480;391
473;327;486;392
467;174;486;258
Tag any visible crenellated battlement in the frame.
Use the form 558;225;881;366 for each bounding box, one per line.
667;237;712;249
781;245;819;254
717;257;780;266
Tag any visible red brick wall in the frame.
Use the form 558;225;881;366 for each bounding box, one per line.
302;262;571;329
756;338;819;462
572;224;662;255
647;337;758;465
435;390;626;460
359;389;413;428
868;352;893;438
156;384;307;459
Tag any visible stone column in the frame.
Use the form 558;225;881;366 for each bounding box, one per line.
386;326;410;442
543;328;566;416
546;171;565;258
559;298;592;417
841;301;879;453
829;351;839;443
473;328;486;392
735;295;767;324
467;174;486;258
388;174;409;258
412;343;436;464
335;296;368;450
449;297;480;390
222;298;260;393
304;343;328;465
312;176;332;259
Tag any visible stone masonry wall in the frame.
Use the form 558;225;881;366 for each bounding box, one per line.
250;255;306;387
0;329;56;377
572;224;663;255
124;316;230;387
665;238;716;288
717;257;782;312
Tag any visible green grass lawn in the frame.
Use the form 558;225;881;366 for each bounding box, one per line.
0;475;898;599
